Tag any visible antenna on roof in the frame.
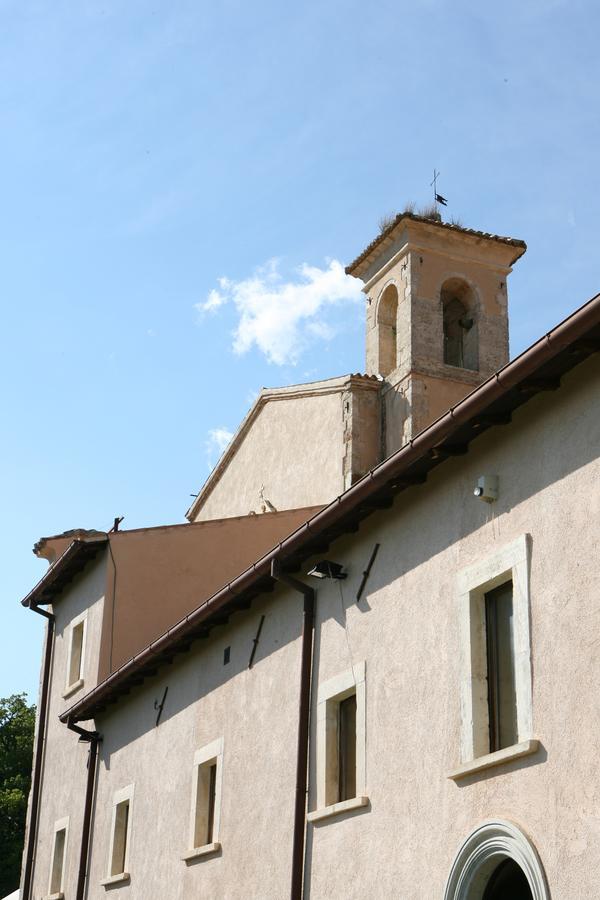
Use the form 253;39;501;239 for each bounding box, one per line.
430;169;448;212
110;516;124;533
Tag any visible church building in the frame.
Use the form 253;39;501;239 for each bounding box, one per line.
18;212;600;899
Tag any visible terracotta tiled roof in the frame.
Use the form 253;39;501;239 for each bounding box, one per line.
345;212;527;276
348;373;380;380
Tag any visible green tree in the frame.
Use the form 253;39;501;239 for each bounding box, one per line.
0;694;36;896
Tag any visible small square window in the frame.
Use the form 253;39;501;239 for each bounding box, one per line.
48;817;68;897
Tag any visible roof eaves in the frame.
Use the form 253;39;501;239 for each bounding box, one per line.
22;537;108;609
345;212;527;276
61;292;600;724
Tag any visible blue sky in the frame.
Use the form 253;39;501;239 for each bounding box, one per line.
2;0;598;701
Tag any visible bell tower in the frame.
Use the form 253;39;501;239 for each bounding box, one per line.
346;213;526;457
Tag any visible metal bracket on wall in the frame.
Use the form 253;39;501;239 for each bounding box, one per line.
248;615;266;669
154;686;168;726
356;543;380;602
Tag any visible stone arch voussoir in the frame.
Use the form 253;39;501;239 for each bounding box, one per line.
444;820;550;900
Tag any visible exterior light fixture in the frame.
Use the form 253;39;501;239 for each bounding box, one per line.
307;560;347;580
473;475;499;503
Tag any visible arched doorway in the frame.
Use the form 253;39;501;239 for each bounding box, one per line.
482;858;533;900
444;820;549;900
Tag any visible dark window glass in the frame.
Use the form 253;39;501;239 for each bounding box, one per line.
194;761;217;847
338;694;357;802
485;581;518;752
206;763;217;844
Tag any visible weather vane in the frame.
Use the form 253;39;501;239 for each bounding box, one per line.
430;169;448;211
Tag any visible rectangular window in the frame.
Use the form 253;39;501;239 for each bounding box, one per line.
485;581;518;752
69;621;84;687
64;612;87;696
194;761;217;848
110;799;130;876
103;784;134;884
337;694;357;803
182;738;224;861
308;661;368;822
451;534;538;780
48;817;68;896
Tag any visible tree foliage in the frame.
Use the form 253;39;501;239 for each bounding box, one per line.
0;694;36;897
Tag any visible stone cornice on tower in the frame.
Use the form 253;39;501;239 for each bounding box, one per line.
346;212;527;283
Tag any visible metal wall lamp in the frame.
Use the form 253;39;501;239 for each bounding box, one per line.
307;560;347;580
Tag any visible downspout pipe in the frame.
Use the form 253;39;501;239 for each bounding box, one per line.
67;719;101;900
21;603;55;900
271;559;315;900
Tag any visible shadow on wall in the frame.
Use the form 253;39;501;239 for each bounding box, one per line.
453;743;548;791
329;357;599;622
94;357;597;758
95;584;304;761
83;359;597;878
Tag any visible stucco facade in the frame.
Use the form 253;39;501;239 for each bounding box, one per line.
188;376;380;523
27;557;106;900
23;354;600;898
18;214;600;900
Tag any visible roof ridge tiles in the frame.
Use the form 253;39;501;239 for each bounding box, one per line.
345;211;527;275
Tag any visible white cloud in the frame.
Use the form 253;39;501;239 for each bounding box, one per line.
205;426;234;471
207;426;233;453
306;320;335;340
203;287;227;313
196;258;362;365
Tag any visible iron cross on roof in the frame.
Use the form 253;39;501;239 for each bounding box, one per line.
430;169;448;208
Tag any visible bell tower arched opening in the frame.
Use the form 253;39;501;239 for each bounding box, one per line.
441;278;479;371
377;283;398;376
356;214;525;454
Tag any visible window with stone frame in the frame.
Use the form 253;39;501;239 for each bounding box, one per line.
64;610;87;696
182;738;224;861
101;784;134;885
48;817;69;898
450;534;538;781
307;661;369;823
